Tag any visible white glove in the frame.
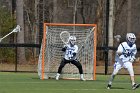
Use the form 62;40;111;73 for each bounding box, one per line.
129;56;136;63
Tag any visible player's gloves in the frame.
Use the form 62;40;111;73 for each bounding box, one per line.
73;52;76;57
129;56;136;63
62;45;67;52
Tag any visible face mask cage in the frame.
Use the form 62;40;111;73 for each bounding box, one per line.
70;39;76;45
126;33;136;44
69;36;76;45
128;37;136;44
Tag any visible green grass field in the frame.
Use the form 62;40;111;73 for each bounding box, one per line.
0;72;140;93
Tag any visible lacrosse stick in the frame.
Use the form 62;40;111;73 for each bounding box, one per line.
114;35;126;51
0;25;20;42
114;35;121;43
114;35;135;62
60;31;70;45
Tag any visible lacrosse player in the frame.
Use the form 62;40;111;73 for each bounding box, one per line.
55;36;85;81
107;33;140;90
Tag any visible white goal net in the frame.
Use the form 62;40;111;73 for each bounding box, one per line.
38;23;97;80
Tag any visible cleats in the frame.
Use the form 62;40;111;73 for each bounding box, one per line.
107;84;111;89
106;83;140;90
132;84;140;90
55;73;60;80
80;74;86;81
80;77;86;81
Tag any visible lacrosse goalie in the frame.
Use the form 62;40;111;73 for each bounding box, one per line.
107;33;140;90
55;36;85;81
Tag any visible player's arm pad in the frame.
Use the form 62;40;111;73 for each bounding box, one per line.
62;46;67;52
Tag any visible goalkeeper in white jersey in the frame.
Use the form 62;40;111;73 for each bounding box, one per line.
107;33;140;90
55;36;85;81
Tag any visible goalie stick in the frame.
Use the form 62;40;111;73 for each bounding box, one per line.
60;27;95;53
60;27;95;60
0;25;20;42
60;31;70;45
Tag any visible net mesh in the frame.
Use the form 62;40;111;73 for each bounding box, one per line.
38;25;96;80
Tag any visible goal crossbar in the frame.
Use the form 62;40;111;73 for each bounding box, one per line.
44;23;96;27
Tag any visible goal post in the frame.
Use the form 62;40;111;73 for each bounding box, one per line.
38;23;97;80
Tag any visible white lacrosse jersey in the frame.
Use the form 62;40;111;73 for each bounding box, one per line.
64;44;78;60
115;42;137;63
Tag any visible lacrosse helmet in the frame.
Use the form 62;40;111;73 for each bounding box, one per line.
126;33;136;46
68;36;76;45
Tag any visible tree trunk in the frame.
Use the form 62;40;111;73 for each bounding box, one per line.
108;0;115;65
73;0;78;34
127;0;131;32
53;0;58;22
16;0;26;63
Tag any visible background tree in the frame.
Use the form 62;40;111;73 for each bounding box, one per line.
16;0;26;63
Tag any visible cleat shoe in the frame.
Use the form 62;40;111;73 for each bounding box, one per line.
55;73;60;80
132;84;140;90
80;77;86;81
80;74;86;81
107;84;111;89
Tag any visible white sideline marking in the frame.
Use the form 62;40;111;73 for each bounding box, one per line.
46;88;128;90
1;81;131;85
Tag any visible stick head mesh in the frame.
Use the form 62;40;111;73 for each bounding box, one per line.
12;25;21;33
60;31;70;44
114;35;121;42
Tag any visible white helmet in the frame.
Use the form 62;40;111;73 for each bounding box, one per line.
68;36;76;45
126;33;136;44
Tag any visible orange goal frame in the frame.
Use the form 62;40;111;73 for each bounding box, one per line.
41;23;97;80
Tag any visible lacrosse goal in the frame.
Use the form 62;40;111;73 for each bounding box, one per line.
38;23;97;80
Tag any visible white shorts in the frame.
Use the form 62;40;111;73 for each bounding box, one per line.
113;61;134;76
